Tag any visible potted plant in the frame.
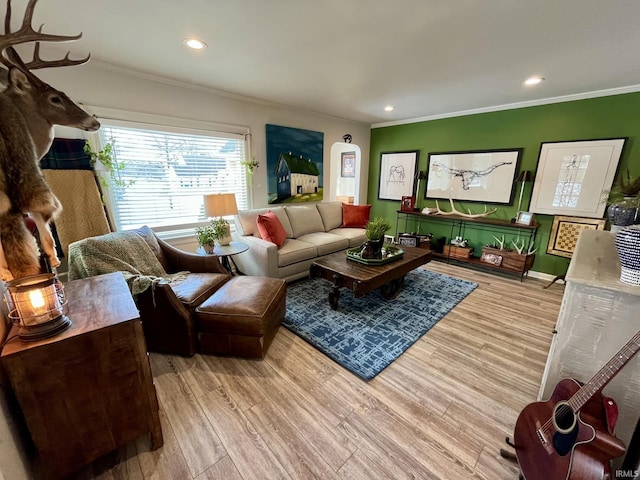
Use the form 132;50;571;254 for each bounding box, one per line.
196;218;232;253
195;224;216;253
361;217;391;259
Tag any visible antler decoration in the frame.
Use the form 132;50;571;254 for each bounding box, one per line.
435;198;498;218
1;0;89;72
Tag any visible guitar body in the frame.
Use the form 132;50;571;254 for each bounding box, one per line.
515;378;626;480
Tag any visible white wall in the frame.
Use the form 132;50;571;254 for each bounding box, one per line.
41;61;371;212
0;62;372;472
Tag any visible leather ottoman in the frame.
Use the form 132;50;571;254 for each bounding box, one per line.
195;276;287;358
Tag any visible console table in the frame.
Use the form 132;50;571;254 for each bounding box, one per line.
1;272;163;479
395;210;538;279
538;230;640;467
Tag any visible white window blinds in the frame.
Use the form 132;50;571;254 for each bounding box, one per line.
98;123;247;232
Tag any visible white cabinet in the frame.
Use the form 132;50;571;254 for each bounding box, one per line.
538;230;640;457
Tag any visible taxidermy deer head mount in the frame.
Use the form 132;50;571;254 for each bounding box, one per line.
0;0;100;281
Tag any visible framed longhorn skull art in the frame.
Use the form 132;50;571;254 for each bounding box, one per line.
425;148;522;204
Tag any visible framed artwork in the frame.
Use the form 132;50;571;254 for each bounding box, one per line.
266;124;324;204
547;215;607;258
425;148;522;204
378;150;419;201
397;234;419;247
516;211;534;226
341;151;356;178
529;138;626;217
400;196;415;212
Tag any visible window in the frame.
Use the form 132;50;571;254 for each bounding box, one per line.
97;121;248;233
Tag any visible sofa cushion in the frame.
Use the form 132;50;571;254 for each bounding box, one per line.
297;232;349;256
316;201;343;232
329;228;368;247
343;204;371;227
285;204;325;238
277;238;318;267
237;206;293;238
256;211;287;248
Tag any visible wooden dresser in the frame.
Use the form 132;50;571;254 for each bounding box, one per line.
1;272;163;479
538;230;640;466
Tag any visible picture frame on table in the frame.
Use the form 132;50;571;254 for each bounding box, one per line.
529;138;626;218
515;211;534;226
341;151;356;178
425;148;522;204
397;234;419;247
400;196;415;212
378;150;420;201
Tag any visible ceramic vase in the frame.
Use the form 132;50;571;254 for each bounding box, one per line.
608;203;638;233
615;225;640;285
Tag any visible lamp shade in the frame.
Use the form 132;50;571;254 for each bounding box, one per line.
204;193;238;218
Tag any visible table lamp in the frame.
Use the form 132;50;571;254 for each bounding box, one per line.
4;273;71;341
203;193;238;246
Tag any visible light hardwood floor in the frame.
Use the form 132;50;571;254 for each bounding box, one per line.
73;262;565;480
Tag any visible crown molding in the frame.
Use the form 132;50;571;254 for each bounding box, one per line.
371;85;640;129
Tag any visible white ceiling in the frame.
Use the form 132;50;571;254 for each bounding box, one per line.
7;0;640;125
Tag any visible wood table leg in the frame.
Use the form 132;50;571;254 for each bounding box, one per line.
380;275;404;299
328;287;340;310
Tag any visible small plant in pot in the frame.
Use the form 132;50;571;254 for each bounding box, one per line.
196;218;232;253
361;217;391;259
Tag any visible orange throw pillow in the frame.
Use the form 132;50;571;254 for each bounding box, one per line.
256;210;287;248
342;204;372;228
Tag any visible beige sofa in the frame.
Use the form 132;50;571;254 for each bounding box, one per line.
232;201;367;282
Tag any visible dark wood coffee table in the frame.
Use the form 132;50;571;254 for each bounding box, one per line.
309;246;431;309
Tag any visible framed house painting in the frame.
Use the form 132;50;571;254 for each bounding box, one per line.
266;124;324;204
529;138;626;217
425;148;522;204
378;150;419;201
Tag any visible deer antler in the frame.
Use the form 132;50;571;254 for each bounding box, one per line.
435;198;498;218
1;0;87;70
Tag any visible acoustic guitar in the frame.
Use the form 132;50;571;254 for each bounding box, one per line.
514;330;640;480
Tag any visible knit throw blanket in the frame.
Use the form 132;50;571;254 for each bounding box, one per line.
68;231;186;296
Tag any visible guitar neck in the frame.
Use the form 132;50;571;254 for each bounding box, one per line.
569;331;640;412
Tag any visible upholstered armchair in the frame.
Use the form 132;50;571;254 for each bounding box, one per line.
68;226;231;356
69;225;287;358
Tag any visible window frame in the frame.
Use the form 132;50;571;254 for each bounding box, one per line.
86;107;251;237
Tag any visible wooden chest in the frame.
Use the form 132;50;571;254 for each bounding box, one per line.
481;246;535;272
443;245;473;259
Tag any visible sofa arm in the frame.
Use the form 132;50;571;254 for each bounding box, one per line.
231;234;280;278
156;236;227;274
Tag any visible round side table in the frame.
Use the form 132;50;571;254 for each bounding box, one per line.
197;241;249;275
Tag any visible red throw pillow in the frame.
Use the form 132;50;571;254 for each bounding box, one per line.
342;204;372;228
256;210;287;248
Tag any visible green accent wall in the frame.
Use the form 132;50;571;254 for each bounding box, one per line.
368;92;640;276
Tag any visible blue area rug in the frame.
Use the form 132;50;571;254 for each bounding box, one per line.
284;268;477;380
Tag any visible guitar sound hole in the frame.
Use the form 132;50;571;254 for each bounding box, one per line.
553;401;576;433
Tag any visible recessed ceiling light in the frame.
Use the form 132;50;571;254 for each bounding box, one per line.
183;38;207;50
523;76;544;86
384;105;395;112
